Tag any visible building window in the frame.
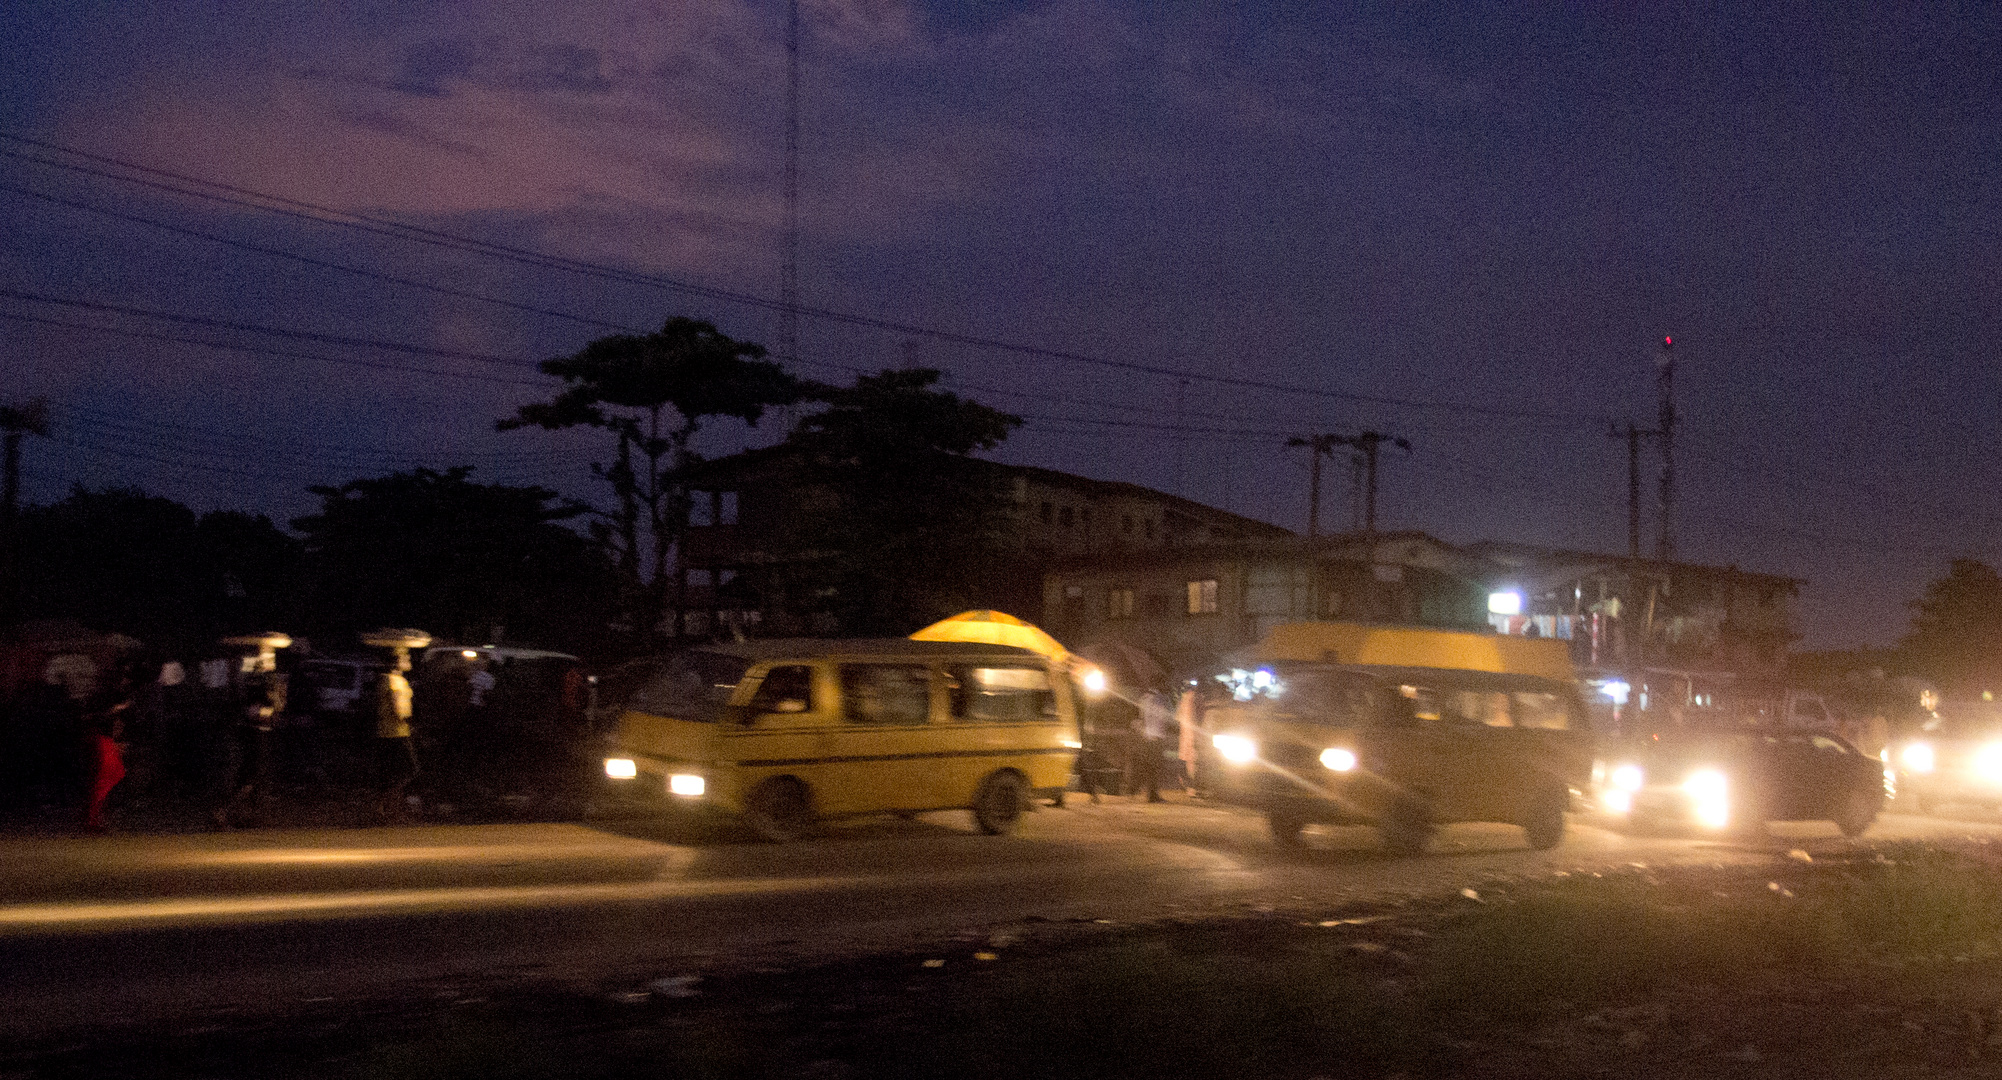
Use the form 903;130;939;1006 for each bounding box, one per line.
1059;506;1074;528
688;491;738;527
1140;592;1173;618
1186;579;1219;615
1108;588;1135;619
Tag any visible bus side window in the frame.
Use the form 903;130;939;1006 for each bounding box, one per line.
952;666;1055;722
840;664;931;725
750;665;814;714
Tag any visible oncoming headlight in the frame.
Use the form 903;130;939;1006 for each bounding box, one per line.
1320;747;1357;772
1683;768;1730;830
1213;734;1258;764
669;773;706;797
1902;742;1936;774
1975;743;2002;785
1610;764;1644;792
604;757;637;780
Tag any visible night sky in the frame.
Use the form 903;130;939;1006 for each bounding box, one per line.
3;2;1997;651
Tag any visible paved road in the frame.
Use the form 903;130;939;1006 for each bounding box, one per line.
4;798;1999;1037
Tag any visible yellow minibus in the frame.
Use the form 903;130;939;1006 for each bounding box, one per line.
601;639;1081;840
1197;622;1592;854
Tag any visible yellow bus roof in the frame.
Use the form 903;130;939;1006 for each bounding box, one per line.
1253;622;1576;683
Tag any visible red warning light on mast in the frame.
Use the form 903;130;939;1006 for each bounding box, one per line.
1663;336;1673;347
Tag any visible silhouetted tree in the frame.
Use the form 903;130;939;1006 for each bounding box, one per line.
0;398;49;621
1901;558;2002;695
292;468;617;653
498;318;801;641
15;487;300;648
778;369;1024;635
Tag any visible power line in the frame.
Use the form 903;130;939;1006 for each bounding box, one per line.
0;287;545;370
0;180;646;334
0;133;1610;424
0;309;552;387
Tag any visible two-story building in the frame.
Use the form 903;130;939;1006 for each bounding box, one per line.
672;448;1291;638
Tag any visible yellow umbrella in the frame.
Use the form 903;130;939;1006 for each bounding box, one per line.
910;610;1071;664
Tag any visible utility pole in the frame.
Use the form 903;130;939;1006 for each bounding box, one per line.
1656;335;1677;561
780;0;801;366
0;398;49;622
1348;452;1364;532
1608;420;1658;559
1340;430;1410;535
1287;434;1342;538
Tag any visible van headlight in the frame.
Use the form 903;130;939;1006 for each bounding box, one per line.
669;773;706;797
1320;747;1357;772
1902;742;1936;774
1213;734;1258;764
1602;763;1643;814
604;757;637;780
1683;768;1730;830
1976;744;2002;785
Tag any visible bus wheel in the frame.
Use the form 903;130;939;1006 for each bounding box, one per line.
1380;799;1433;857
1521;787;1567;850
1268;810;1306;846
746;777;814;842
973;771;1026;835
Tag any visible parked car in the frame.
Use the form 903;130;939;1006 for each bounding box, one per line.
1601;728;1885;836
296;657;386;716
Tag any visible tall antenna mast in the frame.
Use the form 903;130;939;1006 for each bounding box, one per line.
781;0;801;365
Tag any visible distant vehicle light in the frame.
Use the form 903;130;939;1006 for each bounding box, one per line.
1320;747;1358;772
1610;764;1644;792
1976;744;2002;786
1251;668;1276;690
669;773;706;797
604;757;637;780
1683;768;1730;830
1602;787;1633;815
1902;742;1936;774
461;650;479;659
1081;668;1108;695
1213;734;1258;764
1488;590;1523;616
1600;680;1631;705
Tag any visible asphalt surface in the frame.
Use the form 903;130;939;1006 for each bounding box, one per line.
5;797;2001;1039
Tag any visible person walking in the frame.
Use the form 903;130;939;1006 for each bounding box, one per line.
375;654;419;819
83;680;132;832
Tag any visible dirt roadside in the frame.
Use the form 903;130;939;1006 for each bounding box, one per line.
9;842;2002;1079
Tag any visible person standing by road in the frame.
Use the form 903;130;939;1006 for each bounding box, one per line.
1135;687;1173;803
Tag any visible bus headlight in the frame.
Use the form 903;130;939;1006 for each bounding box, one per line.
604;758;637;780
668;773;706;797
1683;768;1730;830
1213;734;1257;764
1320;747;1357;772
1902;742;1936;774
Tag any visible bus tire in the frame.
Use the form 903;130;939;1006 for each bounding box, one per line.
1380;798;1433;857
1268;810;1306;846
973;771;1026;835
745;777;815;842
1521;787;1567;850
